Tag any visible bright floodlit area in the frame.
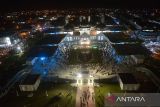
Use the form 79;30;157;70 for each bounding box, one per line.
0;9;160;107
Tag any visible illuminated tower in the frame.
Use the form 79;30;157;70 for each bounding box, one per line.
65;16;69;25
79;16;82;23
101;15;105;24
88;16;91;23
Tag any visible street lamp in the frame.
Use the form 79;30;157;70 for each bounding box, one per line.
17;45;23;53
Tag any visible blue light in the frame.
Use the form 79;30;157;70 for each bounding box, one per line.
43;71;47;75
40;57;45;61
115;56;123;64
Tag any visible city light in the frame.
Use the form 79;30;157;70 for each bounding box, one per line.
89;75;93;77
92;46;97;49
16;45;23;53
77;73;82;78
1;9;160;107
80;39;91;45
17;46;21;50
5;37;11;45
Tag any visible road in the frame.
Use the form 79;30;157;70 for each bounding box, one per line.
76;85;95;107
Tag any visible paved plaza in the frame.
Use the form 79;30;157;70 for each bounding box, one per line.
76;85;95;107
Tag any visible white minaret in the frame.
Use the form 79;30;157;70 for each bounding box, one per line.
88;16;91;23
65;16;69;25
101;15;105;24
83;16;86;20
79;16;82;23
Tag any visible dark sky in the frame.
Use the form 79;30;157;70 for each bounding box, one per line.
0;0;159;12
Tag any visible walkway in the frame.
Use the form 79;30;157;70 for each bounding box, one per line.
76;85;95;107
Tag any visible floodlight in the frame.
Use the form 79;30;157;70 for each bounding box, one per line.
40;57;45;61
77;73;82;78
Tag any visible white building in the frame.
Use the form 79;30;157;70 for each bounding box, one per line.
118;73;140;91
76;71;94;86
19;74;41;91
131;55;145;64
0;37;12;48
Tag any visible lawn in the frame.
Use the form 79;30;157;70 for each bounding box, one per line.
0;83;77;107
0;53;26;87
94;83;123;107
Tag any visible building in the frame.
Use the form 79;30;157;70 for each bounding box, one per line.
0;37;12;48
111;44;149;64
131;55;145;64
129;18;160;42
0;31;20;48
0;31;24;54
104;32;141;45
62;32;106;49
76;71;94;86
19;74;41;91
135;30;160;42
104;32;148;64
117;73;140;91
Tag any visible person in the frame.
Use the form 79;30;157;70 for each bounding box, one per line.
92;96;94;101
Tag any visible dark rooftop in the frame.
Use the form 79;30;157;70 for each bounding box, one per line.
43;28;62;34
118;73;138;84
112;44;150;55
28;45;58;57
37;34;65;45
20;74;40;85
131;17;160;31
139;21;160;31
104;25;127;31
0;31;15;37
105;32;141;43
105;16;117;25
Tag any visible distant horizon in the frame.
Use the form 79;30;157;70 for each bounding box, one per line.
0;8;160;14
0;0;159;13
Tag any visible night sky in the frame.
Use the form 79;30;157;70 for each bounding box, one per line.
0;0;159;12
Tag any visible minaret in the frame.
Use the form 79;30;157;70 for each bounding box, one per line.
101;15;105;24
65;16;69;25
88;16;91;23
79;16;82;23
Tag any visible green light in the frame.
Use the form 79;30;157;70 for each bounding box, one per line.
92;46;97;49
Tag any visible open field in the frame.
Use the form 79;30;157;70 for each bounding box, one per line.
0;82;77;107
94;83;123;107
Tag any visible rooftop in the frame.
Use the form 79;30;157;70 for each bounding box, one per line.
112;44;150;55
20;74;40;85
104;25;127;31
105;32;141;43
0;31;15;37
118;73;138;84
37;34;65;45
43;28;63;34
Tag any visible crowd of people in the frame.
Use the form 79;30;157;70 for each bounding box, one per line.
32;48;67;76
80;87;94;107
0;47;12;58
